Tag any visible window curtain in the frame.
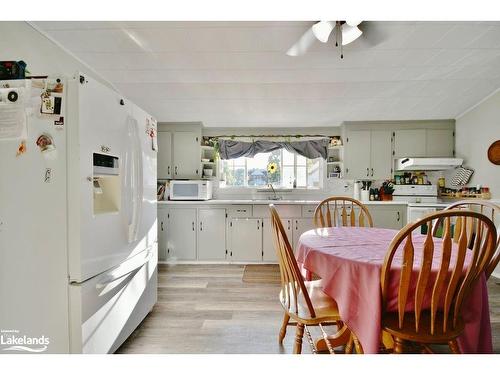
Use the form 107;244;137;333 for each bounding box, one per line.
218;138;329;160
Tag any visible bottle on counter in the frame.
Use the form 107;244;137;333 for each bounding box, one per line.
369;188;375;201
438;177;445;188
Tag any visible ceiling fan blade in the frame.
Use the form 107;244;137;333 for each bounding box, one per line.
286;27;317;56
341;24;363;46
312;21;335;43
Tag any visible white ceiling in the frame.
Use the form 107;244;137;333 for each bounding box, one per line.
33;21;500;127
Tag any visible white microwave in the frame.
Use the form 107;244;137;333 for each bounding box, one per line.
169;180;213;201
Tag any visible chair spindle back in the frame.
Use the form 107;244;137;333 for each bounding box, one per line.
433;200;500;279
269;204;316;318
313;197;374;228
381;210;497;334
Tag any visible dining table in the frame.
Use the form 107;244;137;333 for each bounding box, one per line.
296;226;493;354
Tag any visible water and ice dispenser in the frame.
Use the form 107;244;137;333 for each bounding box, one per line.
93;153;121;214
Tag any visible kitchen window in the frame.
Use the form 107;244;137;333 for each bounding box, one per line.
220;149;322;189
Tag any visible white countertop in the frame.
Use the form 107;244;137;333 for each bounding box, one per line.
157;199;408;206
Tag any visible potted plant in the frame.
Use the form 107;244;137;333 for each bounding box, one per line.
380;180;395;201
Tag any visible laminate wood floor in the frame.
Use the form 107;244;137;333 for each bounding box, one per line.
116;264;500;354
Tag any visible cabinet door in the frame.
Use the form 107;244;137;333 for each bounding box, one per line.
262;218;293;262
157;208;169;261
426;129;454;157
198;209;226;260
173;132;201;178
369;206;404;230
228;218;262;261
344;130;371;179
157;131;172;179
370;130;393;180
292;218;316;253
167;208;197;260
394;129;426;157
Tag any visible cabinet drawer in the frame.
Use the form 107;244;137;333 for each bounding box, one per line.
302;205;318;217
227;205;253;217
253;204;301;218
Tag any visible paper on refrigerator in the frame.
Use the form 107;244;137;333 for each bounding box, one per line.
0;86;28;140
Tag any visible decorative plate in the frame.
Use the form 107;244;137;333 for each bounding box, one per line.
487;140;500;165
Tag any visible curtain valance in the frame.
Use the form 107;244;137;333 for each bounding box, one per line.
218;138;329;160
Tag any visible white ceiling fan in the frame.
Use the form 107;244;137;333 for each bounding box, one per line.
286;20;364;58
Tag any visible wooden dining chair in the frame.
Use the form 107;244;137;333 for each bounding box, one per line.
433;200;500;279
381;210;497;353
313;196;373;228
269;204;351;354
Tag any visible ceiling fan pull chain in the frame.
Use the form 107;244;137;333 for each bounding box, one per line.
340;23;344;59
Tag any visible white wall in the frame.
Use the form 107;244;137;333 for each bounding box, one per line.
456;90;500;199
0;21;111;89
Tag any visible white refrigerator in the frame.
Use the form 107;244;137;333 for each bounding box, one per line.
0;74;158;353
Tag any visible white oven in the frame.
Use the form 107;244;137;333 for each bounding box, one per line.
169;180;213;201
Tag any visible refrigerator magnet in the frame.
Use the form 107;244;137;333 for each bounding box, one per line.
36;134;57;160
16;140;26;157
54;116;64;130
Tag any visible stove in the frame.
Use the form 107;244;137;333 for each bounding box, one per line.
392;185;438;203
392;185;446;223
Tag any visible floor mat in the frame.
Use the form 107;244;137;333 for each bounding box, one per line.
242;264;281;284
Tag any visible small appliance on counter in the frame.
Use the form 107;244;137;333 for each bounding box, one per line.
353;181;361;200
169;180;213;200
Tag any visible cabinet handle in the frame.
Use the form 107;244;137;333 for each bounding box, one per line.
288;220;291;231
257;220;260;230
397;212;400;222
295;220;298;231
196;169;199;175
161;221;164;231
371;168;374;177
168;166;170;175
200;221;203;231
366;167;369;177
175;166;178;175
192;222;195;231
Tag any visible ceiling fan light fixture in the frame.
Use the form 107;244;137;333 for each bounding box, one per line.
341;24;363;45
346;20;362;27
312;21;334;43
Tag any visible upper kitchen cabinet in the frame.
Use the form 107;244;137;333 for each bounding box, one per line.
394;129;454;158
370;130;393;179
157;131;172;179
426;129;455;157
344;130;392;180
393;129;426;157
173;132;201;179
344;130;371;179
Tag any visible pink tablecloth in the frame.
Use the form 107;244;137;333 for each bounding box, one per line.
296;226;493;354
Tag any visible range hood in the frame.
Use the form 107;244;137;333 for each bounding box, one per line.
395;157;463;171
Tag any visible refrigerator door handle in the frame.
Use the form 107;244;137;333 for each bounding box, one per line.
127;117;144;243
95;249;153;289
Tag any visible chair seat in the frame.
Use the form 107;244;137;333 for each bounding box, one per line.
280;279;341;324
382;312;465;344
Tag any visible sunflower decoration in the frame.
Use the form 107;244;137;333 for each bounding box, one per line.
267;162;278;174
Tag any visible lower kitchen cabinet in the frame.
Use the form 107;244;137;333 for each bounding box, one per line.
228;218;263;261
198;208;226;260
157;203;408;263
167;208;197;260
158;208;169;261
369;205;405;230
292;218;316;252
262;217;293;262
